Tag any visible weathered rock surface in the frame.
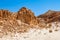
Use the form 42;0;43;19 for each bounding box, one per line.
0;7;40;37
17;7;39;25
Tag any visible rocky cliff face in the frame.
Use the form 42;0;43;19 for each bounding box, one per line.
17;7;39;25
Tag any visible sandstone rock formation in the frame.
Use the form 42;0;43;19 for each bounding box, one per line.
17;7;39;25
0;7;40;37
0;7;39;25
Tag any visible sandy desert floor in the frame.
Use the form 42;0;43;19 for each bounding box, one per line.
0;27;60;40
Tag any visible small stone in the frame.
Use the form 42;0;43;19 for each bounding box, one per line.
55;29;58;31
49;30;52;33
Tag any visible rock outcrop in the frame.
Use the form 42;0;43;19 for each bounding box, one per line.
0;7;39;25
17;7;39;25
0;7;40;37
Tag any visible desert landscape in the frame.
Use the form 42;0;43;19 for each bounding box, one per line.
0;7;60;40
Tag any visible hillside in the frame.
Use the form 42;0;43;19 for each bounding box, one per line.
0;7;60;40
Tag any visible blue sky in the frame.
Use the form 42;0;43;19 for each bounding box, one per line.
0;0;60;16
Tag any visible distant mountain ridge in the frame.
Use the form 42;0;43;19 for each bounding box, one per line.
38;10;60;23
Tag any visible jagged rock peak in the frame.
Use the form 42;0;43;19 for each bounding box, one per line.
17;7;39;25
18;7;34;14
17;7;35;16
18;7;28;13
20;7;27;10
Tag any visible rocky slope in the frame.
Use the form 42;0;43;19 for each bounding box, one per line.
0;7;41;38
0;7;60;40
38;10;60;23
